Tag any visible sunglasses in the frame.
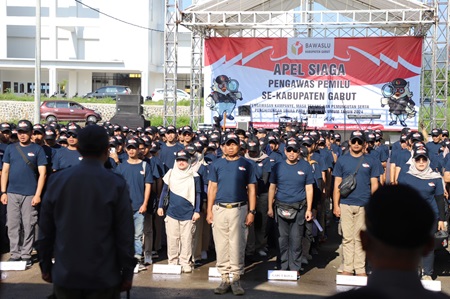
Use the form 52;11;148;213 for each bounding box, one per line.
414;156;428;162
350;139;363;145
67;133;78;138
286;148;299;153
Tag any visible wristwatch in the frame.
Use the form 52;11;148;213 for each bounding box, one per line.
248;209;256;215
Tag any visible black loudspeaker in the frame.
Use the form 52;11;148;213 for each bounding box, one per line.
116;94;143;115
238;105;251;116
110;114;150;129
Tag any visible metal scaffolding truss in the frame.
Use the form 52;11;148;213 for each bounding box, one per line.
163;0;179;126
164;0;448;130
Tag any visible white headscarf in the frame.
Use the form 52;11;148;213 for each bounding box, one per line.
163;159;198;206
406;155;442;180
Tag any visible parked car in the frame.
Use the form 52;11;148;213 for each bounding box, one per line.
40;100;102;123
151;88;190;101
83;85;131;99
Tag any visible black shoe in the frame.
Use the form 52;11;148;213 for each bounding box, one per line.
8;257;20;262
22;258;33;267
388;120;397;126
214;277;231;295
400;120;407;127
230;278;245;295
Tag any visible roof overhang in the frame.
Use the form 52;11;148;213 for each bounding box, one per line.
181;0;434;37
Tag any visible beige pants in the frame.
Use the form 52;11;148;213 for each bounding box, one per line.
193;202;211;261
164;216;195;267
340;204;366;274
212;205;248;276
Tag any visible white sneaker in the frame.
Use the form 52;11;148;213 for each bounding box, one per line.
134;263;140;274
257;249;267;257
182;265;192;273
422;275;432;280
201;250;208;260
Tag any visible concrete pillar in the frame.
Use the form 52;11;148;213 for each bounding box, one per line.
68;71;78;97
0;1;7;58
48;67;57;95
49;0;57;60
141;71;149;99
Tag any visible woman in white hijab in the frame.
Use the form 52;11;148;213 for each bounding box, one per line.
397;146;446;280
157;149;201;273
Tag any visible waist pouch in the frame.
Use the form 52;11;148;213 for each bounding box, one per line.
276;200;304;220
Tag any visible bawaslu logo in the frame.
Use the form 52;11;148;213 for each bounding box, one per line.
287;38;335;60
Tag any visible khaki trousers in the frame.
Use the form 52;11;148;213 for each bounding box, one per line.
340;204;366;274
212;205;248;276
164;216;195;267
193;202;211;261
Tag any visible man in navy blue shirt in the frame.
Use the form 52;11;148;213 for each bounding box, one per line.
115;137;153;273
1;120;47;266
333;130;379;276
267;139;314;276
38;125;135;298
159;125;184;172
207;132;257;295
52;123;82;171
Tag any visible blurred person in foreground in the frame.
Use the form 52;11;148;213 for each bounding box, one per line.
328;184;450;299
37;125;136;299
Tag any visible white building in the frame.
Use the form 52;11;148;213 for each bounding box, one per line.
0;0;193;99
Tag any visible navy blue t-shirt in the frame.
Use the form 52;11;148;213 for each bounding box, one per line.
426;141;442;158
163;176;201;221
333;154;380;206
253;156;272;194
316;149;333;170
115;160;153;211
331;143;342;158
53;147;82;171
3;143;47;196
209;157;257;204
398;173;443;219
269;159;314;204
390;141;402;159
0;143;9;169
268;150;283;166
159;143;184;172
374;145;389;162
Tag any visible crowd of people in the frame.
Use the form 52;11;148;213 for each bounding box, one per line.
0;119;449;296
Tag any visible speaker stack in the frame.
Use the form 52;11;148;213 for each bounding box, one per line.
109;94;150;129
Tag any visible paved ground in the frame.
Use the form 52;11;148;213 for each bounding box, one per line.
1;222;450;299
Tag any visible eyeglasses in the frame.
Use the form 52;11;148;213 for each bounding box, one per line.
286;148;299;153
67;133;78;138
350;139;363;145
182;132;192;136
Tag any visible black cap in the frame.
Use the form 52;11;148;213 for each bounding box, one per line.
350;130;365;142
149;141;161;153
247;139;259;152
175;149;190;161
267;134;279;144
185;143;197;155
44;126;56;140
109;136;118;147
166;125;176;134
366;185;434;249
33;124;45;135
401;127;411;135
412;146;429;159
17;120;32;132
0;122;11;132
431;128;442;136
409;131;424;142
442;129;449;137
77;125;109;156
67;123;81;134
113;124;122;132
301;136;314;146
257;128;267;134
181;125;193;134
125;137;139;149
285;138;300;151
365;132;376;143
222;132;240;145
